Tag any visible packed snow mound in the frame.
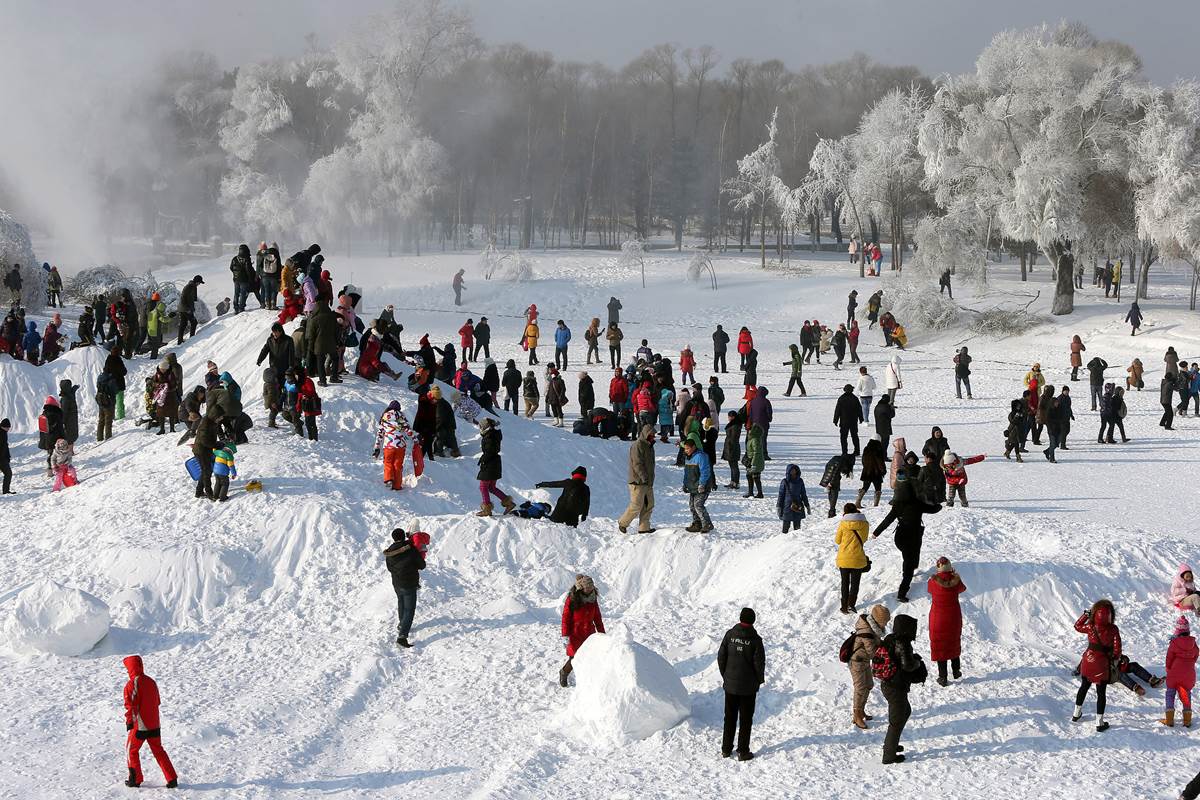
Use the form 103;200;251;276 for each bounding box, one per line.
0;344;109;432
2;580;110;656
562;630;690;747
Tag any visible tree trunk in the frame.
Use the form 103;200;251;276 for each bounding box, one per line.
1019;241;1027;282
1047;243;1075;315
759;201;767;269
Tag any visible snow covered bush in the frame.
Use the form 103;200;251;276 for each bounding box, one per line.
0;209;45;311
880;279;959;331
685;252;717;289
488;251;533;282
561;630;690;747
65;266;210;322
2;580;110;656
911;214;987;286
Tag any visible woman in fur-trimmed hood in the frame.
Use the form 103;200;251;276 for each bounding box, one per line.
559;574;605;687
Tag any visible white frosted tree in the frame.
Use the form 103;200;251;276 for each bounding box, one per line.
918;23;1149;314
724;109;784;269
801;135;867;277
1132;80;1200;309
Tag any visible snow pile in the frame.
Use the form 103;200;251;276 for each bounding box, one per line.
562;630;690;747
2;580;110;656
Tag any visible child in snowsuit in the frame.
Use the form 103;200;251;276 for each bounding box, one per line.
1003;399;1026;462
50;439;76;491
742;423;765;498
1163;615;1198;728
1172;564;1200;615
212;442;237;501
373;402;422;490
121;655;178;788
263;368;280;428
941;452;984;507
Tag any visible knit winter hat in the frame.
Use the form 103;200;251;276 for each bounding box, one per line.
391;528;407;542
740;607;756;625
571;466;588;480
575;574;595;593
870;604;891;627
1176;616;1191;636
936;557;953;573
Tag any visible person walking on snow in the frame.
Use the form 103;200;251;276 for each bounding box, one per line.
718;607;765;761
452;269;466;306
942;452;984;507
927;557;966;685
954;347;973;399
884;355;902;407
1069;335;1086;381
737;327;753;371
834;503;869;612
847;604;889;729
373;402;422;491
384;528;427;648
777;463;811;533
879;613;926;764
524;318;540;365
553;320;572;369
846;290;858;326
1073;600;1120;731
856;366;875;421
783;344;806;397
121;655;178;788
834;384;864;456
683;436;714;532
606;296;622;327
712;324;729;373
458;319;475;361
476;417;515;516
1125;300;1143;335
560;574;605;686
1162;615;1198;728
617;425;656;534
872;469;942;602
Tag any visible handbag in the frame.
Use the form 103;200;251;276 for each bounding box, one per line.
861;557;872;574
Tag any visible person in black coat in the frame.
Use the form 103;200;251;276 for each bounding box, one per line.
429;387;459;457
921;426;949;503
501;359;522;414
256;323;297;376
742;349;758;388
712;325;730;373
880;613;925;764
38;398;65;472
384;528;426;647
473;317;491;360
874;394;895;443
435;343;456;384
577;372;595;419
833;384;864;456
872;471;942;602
103;343;128;419
717;607;765;760
176;275;203;344
482;358;500;398
0;418;11;494
535;466;590;527
58;379;79;444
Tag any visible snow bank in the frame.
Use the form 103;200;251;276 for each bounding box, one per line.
562;630;689;747
2;580;110;656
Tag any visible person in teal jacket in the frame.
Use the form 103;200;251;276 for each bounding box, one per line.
683;436;713;533
657;387;675;440
212;442;237;502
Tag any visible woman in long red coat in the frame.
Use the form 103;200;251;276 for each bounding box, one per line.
1073;599;1120;731
736;327;753;370
927;557;966;686
559;574;605;687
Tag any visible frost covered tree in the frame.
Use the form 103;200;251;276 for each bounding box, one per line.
1132;80;1200;309
801;136;867;277
724;110;784;268
618;238;647;288
918;23;1149;314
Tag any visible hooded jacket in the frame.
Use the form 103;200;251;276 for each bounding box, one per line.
1172;564;1197;608
927;570;966;661
777;463;810;523
835;511;870;569
536;470;590;526
384;532;426;591
1075;601;1120;684
562;587;605;656
122;655;164;738
1166;630;1199;690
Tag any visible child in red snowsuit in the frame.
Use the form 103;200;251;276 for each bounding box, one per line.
122;655;177;788
941;451;984;508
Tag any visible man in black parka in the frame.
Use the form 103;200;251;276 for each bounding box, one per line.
717;607;765;761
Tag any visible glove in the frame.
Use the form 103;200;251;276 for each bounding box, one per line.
372;448;380;459
126;722;133;731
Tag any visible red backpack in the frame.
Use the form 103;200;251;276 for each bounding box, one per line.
872;642;898;680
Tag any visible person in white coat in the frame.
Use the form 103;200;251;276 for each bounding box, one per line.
855;366;876;422
884;356;902;407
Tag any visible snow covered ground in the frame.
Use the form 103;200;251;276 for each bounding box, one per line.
2;247;1200;798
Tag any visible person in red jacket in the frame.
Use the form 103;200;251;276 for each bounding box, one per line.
736;327;753;370
1164;615;1199;727
1073;599;1120;731
297;373;321;441
559;573;605;687
609;369;629;413
632;380;655;429
927;557;967;685
941;452;984;508
459;319;475;361
679;346;696;386
122;655;178;788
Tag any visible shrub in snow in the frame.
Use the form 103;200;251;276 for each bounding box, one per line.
880;279;959;331
562;630;690;747
65;266;211;323
490;251;533;282
2;579;110;656
0;209;45;311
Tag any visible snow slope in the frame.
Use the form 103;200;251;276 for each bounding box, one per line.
2;248;1199;798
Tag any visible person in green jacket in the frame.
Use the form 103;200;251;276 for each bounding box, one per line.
145;293;168;359
783;344;806;397
743;423;766;498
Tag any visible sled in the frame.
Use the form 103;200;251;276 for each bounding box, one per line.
185;457;201;481
244;479;264;493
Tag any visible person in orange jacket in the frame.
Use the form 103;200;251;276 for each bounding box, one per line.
122;655;178;788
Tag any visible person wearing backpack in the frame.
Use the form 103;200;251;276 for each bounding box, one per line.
843;604;890;729
834;503;870;613
717;607;765;761
1073;599;1120;732
875;613;927;764
927;557;967;685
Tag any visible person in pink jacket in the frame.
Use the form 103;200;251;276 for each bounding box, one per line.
1163;615;1199;727
1173;564;1200;614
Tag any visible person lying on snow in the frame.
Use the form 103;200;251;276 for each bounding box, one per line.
535;466;590;527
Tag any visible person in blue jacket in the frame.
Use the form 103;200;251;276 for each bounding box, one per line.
554;320;572;370
777;463;811;533
682;435;713;532
657;386;675;440
22;321;40;365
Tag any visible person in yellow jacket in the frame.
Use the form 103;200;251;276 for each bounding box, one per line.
280;259;297;296
892;324;908;350
145;293;168;359
835;503;871;613
1024;363;1044;392
524;320;540;366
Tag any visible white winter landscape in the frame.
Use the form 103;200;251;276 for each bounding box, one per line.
4;0;1200;797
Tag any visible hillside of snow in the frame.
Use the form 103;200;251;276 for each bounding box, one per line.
2;248;1199;798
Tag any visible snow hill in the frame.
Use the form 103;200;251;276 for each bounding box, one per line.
2;249;1199;798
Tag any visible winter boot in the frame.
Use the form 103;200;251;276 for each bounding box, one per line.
873;489;882;507
737;751;754;761
559;660;572;687
475;502;494;517
853;710;868;730
1150;675;1165;688
1071;706;1083;723
1096;715;1109;732
396;636;412;648
166;778;178;788
1185;709;1193;728
500;496;516;514
685;522;702;532
125;768;141;788
1161;709;1176;727
855;488;866;507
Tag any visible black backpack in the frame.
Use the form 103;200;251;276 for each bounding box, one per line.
839;630;866;663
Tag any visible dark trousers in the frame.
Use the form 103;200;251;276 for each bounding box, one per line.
585;342;599;363
1076;677;1107;714
896;529;922;598
746;472;762;497
785;376;806;396
725;457;740;487
193;448;214;497
609;346;621;368
881;682;911;762
839;424;860;455
528;348;538;365
176;312;197;344
1162;402;1175;428
395;586;417;638
1183;769;1200;800
714;351;727;372
555;346;568;369
504;391;518;414
839;567;862;610
1;461;10;493
1090;383;1103;410
936;658;961;681
721;692;756;755
304;415;319;441
473;341;490;360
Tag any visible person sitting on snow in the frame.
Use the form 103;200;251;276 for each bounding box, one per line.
535;466;590;527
